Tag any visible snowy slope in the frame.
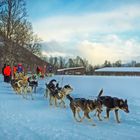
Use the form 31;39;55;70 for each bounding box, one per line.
0;75;140;140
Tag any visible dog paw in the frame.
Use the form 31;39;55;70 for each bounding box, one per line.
76;119;82;122
104;116;109;119
88;119;92;122
117;120;121;123
92;123;96;126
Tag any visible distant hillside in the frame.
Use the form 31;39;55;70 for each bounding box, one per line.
0;38;53;74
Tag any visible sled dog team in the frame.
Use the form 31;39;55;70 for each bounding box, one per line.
11;73;38;100
45;79;129;126
10;76;129;126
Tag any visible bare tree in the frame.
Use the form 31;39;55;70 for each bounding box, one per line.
67;58;74;68
0;0;27;39
0;0;42;65
0;0;5;8
59;56;65;69
0;0;28;64
26;34;42;56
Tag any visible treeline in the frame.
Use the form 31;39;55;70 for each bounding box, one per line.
0;0;42;65
42;56;94;75
43;56;140;75
99;60;140;68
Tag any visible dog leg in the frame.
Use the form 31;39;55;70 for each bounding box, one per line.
44;89;48;98
115;109;120;123
59;99;66;108
22;92;26;99
24;86;29;100
30;87;34;100
22;89;27;99
34;86;37;93
59;99;63;106
25;87;28;100
70;104;81;122
16;88;20;94
77;108;81;119
75;110;82;122
97;111;102;121
94;110;97;117
74;110;88;123
84;112;96;126
54;97;58;107
21;87;25;98
79;113;86;122
30;91;34;100
49;96;53;105
104;108;110;119
85;112;92;121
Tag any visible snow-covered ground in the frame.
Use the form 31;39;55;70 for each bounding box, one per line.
0;74;140;140
95;67;140;72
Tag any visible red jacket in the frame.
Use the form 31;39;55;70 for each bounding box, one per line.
13;66;17;73
4;66;11;76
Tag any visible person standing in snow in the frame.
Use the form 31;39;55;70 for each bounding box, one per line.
13;64;17;78
2;63;7;82
36;66;42;77
17;63;24;73
3;64;12;83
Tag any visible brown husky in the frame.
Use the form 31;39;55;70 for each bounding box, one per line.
66;94;102;126
97;89;129;123
11;76;33;99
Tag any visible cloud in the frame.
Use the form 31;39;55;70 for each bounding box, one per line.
77;35;140;64
41;41;79;57
33;4;140;42
42;51;67;57
33;3;140;65
41;34;140;65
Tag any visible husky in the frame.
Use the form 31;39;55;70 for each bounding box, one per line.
11;76;34;100
97;89;129;123
66;94;102;126
45;79;57;98
50;85;73;108
45;79;73;107
27;75;38;93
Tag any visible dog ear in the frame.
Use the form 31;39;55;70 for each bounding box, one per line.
125;99;127;104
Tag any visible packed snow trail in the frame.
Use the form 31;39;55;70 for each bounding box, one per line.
0;75;140;140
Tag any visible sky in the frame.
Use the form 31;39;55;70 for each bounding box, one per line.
26;0;140;65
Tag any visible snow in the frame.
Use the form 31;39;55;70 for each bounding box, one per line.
95;67;140;72
57;67;84;72
0;74;140;140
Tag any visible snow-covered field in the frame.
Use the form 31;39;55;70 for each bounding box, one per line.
0;74;140;140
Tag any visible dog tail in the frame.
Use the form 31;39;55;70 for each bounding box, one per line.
66;94;73;102
50;79;57;84
97;88;103;98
